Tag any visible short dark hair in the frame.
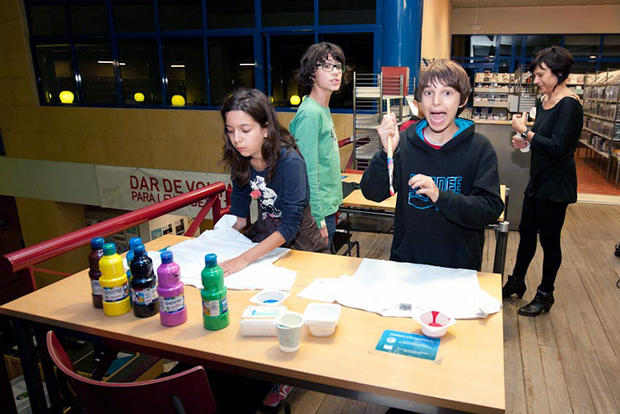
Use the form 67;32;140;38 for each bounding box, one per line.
220;88;298;186
296;42;346;91
529;46;573;85
415;59;470;114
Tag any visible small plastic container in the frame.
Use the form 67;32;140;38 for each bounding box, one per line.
250;289;288;306
239;306;287;337
412;310;456;338
304;303;341;337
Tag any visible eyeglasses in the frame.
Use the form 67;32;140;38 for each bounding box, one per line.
318;62;343;73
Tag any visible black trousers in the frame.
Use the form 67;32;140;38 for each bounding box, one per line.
512;196;568;293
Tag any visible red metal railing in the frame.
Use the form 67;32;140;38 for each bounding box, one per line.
0;182;231;297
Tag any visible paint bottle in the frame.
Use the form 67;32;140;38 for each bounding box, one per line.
201;253;229;331
130;245;159;318
99;243;131;316
88;237;105;309
125;237;143;283
157;251;187;327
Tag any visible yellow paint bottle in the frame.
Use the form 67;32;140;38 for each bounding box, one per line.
99;243;131;316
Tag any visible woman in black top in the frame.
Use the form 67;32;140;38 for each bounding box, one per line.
503;46;583;317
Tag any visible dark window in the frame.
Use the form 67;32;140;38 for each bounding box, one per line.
69;3;109;35
267;34;314;107
319;0;376;25
602;35;620;58
207;37;254;105
451;35;470;57
112;0;155;33
34;44;76;104
163;38;207;106
565;35;600;58
571;60;597;74
320;33;374;109
499;35;514;56
206;0;254;29
498;59;511;73
117;40;162;105
29;5;67;36
525;35;562;57
262;0;313;27
75;42;117;104
159;0;203;31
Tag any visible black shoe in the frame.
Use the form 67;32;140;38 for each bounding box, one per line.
502;275;526;299
518;289;554;317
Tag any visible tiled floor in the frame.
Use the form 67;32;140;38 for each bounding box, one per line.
575;146;620;196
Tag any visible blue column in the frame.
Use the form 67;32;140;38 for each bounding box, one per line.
381;0;423;86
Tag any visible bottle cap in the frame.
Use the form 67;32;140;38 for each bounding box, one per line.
160;250;173;264
103;243;116;256
90;237;104;249
204;253;218;267
129;237;143;250
133;245;146;257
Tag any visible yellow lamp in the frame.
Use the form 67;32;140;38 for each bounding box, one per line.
59;90;74;104
269;96;274;103
134;92;145;103
171;94;185;107
289;95;301;106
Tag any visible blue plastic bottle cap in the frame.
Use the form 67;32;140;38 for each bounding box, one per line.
90;237;104;249
133;245;146;257
204;253;218;267
160;250;173;263
129;237;143;249
102;243;116;256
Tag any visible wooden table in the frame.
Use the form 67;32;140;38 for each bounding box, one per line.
341;173;510;274
0;235;505;414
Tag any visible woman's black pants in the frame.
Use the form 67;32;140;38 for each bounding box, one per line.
511;196;568;293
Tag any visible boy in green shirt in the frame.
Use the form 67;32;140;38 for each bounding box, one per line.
290;42;345;249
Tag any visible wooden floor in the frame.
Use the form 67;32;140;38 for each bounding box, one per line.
271;202;620;414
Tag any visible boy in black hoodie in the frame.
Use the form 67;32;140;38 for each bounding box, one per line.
361;60;504;270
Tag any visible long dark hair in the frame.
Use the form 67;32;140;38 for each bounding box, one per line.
220;88;298;186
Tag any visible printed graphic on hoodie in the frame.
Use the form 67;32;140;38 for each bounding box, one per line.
250;175;282;219
408;173;463;210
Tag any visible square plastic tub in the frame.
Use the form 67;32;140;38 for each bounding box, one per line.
303;303;341;337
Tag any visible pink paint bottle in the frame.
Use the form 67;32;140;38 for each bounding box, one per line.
157;251;187;327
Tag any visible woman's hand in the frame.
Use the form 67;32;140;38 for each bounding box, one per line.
408;174;439;203
377;113;399;153
219;255;251;276
512;133;530;150
511;112;527;135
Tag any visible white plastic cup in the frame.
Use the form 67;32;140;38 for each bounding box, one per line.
274;311;304;352
513;133;530;153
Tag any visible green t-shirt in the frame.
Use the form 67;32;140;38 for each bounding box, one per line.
289;96;343;227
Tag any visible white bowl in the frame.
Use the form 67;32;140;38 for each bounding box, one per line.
412;310;456;338
250;289;288;307
304;303;341;337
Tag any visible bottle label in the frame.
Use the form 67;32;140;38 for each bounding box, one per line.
103;283;129;302
131;286;158;305
91;280;103;296
202;296;228;317
160;294;185;313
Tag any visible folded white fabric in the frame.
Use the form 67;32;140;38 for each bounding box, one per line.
298;258;501;319
167;214;295;291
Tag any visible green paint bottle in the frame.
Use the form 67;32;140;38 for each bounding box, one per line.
201;253;229;331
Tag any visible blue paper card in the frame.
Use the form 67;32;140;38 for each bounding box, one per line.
341;175;347;179
375;330;440;360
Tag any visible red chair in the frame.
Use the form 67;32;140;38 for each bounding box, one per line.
46;331;217;414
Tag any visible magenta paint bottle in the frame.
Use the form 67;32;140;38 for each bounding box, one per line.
156;250;187;327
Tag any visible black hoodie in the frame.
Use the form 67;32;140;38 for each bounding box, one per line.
361;119;504;270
